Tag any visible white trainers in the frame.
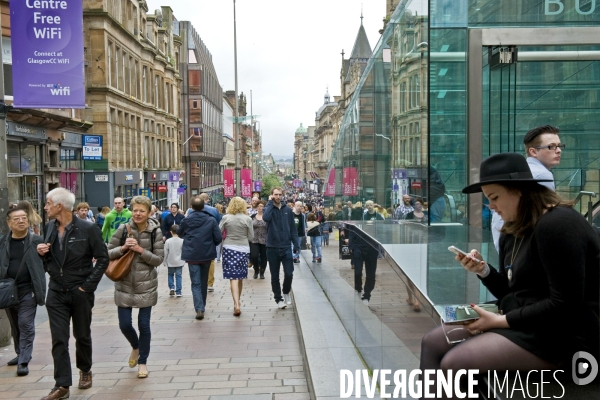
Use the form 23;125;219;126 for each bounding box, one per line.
169;289;175;296
362;298;369;305
277;301;287;309
283;293;292;305
207;287;214;292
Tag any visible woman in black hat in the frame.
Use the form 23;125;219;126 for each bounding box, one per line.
420;153;599;380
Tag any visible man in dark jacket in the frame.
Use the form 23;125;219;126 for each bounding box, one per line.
161;203;184;241
0;206;46;377
177;197;221;321
36;188;108;400
263;187;299;309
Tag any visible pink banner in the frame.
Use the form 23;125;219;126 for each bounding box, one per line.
241;169;252;197
324;169;336;196
343;167;358;196
223;169;235;197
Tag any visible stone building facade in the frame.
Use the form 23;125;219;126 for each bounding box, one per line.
83;1;182;208
179;20;224;205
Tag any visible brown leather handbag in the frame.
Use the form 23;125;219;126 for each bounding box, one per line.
105;224;135;282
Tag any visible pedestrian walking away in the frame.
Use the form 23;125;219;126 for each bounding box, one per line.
164;225;184;296
178;197;221;321
250;201;268;279
37;188;109;400
108;196;164;379
187;193;222;292
219;197;254;316
263;187;299;309
306;213;322;263
1;206;46;377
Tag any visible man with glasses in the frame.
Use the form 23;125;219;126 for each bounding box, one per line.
0;207;46;377
491;125;563;251
523;125;563;190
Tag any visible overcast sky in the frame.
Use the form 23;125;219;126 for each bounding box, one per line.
145;0;385;158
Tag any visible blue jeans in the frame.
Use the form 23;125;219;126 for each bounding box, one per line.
188;263;210;312
310;236;322;259
266;246;294;304
167;266;183;295
322;232;329;245
429;196;447;223
292;237;301;260
118;306;152;365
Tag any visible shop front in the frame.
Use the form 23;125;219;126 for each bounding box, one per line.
145;171;170;209
6;122;45;214
58;131;86;205
115;171;143;205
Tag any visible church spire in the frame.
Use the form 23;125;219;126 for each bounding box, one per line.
361;4;363;26
324;86;330;104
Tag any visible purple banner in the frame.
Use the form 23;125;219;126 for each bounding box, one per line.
10;0;85;108
253;180;262;192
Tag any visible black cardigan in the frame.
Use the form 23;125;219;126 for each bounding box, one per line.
481;206;599;359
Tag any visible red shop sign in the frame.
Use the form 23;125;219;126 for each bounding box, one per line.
411;181;422;189
158;185;168;192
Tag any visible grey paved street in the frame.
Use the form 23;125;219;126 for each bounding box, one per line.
0;261;309;400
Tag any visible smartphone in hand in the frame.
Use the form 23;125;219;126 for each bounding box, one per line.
448;245;470;257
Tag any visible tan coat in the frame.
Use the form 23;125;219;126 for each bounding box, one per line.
108;218;164;308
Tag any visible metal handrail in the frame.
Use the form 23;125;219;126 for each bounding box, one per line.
573;191;597;225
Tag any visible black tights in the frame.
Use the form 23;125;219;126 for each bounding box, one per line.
420;326;557;399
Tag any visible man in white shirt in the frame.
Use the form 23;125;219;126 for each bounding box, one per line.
491;125;563;251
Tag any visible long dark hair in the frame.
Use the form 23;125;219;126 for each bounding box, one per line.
501;183;573;237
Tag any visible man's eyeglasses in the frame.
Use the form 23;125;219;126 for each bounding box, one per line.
534;144;565;151
11;216;29;222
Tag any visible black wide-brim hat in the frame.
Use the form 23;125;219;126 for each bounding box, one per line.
462;153;553;194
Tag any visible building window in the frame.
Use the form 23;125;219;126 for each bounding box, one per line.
142;66;147;102
134;60;139;98
153;75;160;108
108;41;114;87
188;70;201;94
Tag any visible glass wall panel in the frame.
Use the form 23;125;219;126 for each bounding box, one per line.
315;0;599;381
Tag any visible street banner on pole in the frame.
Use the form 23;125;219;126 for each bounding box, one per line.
224;169;235;197
10;0;85;108
324;169;336;196
253;180;262;192
343;168;358;196
241;169;252;197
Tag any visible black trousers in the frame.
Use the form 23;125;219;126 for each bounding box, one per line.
250;243;267;272
46;289;95;387
353;245;379;300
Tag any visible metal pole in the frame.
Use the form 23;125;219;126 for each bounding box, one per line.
0;15;13;347
233;0;241;196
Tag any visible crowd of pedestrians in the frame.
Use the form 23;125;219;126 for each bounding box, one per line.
0;187;325;399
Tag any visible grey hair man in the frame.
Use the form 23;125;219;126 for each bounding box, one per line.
37;188;109;400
